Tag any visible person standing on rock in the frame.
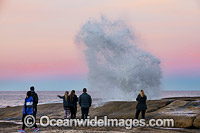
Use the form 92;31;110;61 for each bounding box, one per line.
57;91;70;119
135;90;147;119
18;91;39;132
30;86;39;131
79;88;92;120
68;90;77;119
72;90;78;118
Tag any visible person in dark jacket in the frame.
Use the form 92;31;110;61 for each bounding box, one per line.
30;86;38;130
19;91;39;132
79;88;92;120
68;91;77;119
57;91;70;119
135;90;147;119
72;90;78;118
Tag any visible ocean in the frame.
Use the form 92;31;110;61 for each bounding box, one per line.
0;91;200;108
0;91;102;108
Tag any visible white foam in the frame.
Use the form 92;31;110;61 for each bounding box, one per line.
76;16;162;100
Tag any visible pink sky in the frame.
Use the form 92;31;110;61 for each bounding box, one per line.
0;0;200;80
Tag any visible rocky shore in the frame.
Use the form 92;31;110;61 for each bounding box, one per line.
0;97;200;132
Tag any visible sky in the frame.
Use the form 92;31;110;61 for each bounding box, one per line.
0;0;200;91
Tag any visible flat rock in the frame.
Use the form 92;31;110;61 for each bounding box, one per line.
148;99;200;128
1;97;200;129
193;115;200;128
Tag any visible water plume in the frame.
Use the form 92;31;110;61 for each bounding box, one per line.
76;16;162;100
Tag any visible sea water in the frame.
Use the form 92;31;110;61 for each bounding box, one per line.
0;91;200;108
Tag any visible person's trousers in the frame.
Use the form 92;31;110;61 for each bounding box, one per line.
135;109;146;119
64;107;70;119
33;106;38;128
74;105;77;118
22;114;37;130
70;106;76;119
81;107;89;120
22;114;26;130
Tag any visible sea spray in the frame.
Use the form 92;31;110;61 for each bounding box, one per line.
76;16;162;100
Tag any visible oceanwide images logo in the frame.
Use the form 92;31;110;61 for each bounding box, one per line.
24;115;35;128
39;116;174;129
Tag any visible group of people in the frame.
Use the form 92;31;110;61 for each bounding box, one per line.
19;86;147;132
57;89;147;120
19;86;39;132
19;87;92;132
57;88;92;119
